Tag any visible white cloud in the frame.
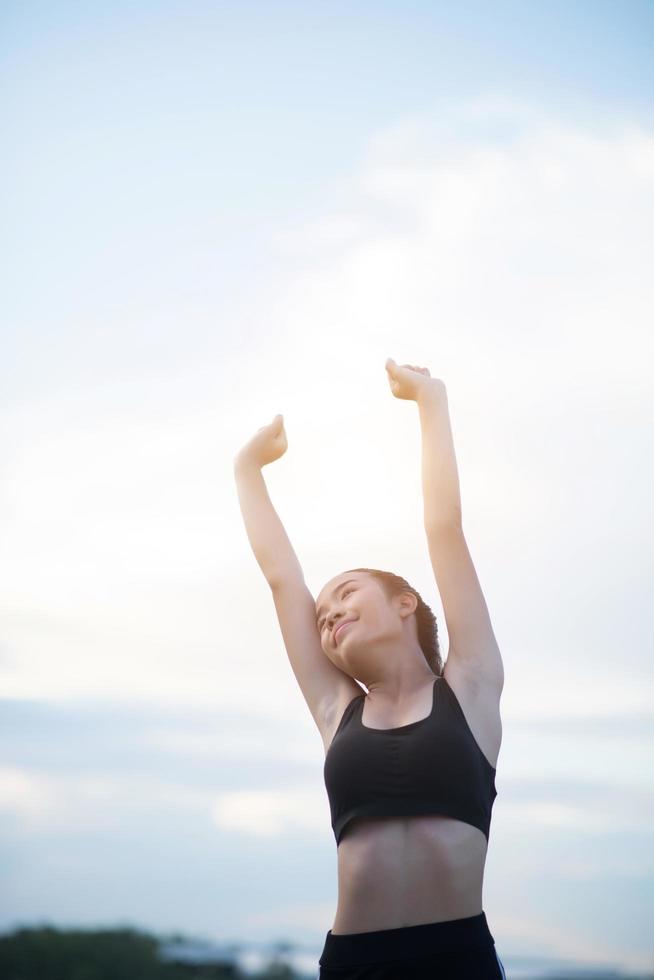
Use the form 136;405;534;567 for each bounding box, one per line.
496;799;651;836
147;725;319;764
210;787;326;837
0;767;52;821
1;108;652;766
492;909;645;971
0;766;210;830
240;899;335;931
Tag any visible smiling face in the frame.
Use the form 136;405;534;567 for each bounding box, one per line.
315;570;419;677
315;571;373;652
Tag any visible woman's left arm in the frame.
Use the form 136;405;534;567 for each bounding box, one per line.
416;382;461;530
386;358;504;690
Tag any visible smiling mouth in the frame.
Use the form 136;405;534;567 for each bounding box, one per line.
335;621;354;644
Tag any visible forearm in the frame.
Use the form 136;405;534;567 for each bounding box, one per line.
417;383;462;529
233;455;304;587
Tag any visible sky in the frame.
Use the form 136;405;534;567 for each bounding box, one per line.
1;1;653;976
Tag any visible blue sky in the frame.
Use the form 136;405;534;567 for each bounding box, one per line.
2;2;653;976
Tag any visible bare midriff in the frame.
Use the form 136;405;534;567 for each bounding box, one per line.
331;814;487;935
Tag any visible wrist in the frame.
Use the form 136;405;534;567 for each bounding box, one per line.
234;452;262;476
416;379;447;406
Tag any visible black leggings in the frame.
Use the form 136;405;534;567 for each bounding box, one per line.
317;911;507;979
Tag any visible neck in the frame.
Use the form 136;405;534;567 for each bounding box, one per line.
361;656;435;702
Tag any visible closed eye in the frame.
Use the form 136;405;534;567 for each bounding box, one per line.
318;587;354;631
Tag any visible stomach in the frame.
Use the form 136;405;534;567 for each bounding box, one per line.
331;814;488;935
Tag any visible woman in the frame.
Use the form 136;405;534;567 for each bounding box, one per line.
233;359;506;979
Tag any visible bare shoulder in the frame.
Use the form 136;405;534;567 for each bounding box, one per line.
442;655;503;770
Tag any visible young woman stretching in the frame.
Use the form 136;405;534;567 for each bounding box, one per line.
233;358;506;979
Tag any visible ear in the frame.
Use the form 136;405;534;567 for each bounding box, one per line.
396;591;418;618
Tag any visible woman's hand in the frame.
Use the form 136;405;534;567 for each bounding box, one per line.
385;358;445;402
235;414;288;469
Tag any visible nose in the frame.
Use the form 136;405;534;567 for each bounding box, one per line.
327;612;344;632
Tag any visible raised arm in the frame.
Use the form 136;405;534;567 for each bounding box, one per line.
233;414;361;734
233;414;303;588
385;358;503;691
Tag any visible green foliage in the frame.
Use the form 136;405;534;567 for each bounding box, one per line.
0;926;246;980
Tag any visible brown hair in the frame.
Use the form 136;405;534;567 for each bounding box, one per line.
343;568;443;676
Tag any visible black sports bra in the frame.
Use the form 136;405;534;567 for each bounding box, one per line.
323;675;497;846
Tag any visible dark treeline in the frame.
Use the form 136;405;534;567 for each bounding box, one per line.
0;926;300;980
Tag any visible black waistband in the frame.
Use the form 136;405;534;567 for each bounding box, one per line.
319;911;494;967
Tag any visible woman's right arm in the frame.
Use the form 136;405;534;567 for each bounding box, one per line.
233;414;363;735
233;414;303;589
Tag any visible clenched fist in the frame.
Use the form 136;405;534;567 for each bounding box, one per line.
385;358;444;402
235;414;288;469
